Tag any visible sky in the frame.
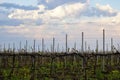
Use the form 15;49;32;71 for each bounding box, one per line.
0;0;120;52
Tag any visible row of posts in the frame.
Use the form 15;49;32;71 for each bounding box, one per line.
0;29;116;54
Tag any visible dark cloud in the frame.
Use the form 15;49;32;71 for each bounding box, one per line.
37;0;87;9
0;3;38;10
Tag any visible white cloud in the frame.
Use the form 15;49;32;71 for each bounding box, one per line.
51;2;86;18
8;2;88;21
96;3;117;15
8;9;39;20
8;2;119;26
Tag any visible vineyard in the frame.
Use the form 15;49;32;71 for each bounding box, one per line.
0;52;120;80
0;30;120;80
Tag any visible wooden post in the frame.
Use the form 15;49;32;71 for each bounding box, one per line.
8;43;10;52
42;38;44;53
33;40;35;53
117;44;120;52
106;44;108;52
26;40;28;52
82;32;84;53
57;43;59;52
102;29;105;71
66;34;68;53
53;37;55;53
19;41;21;52
103;29;105;54
96;40;99;63
62;46;64;52
64;34;68;69
96;40;98;53
82;32;84;69
85;41;87;52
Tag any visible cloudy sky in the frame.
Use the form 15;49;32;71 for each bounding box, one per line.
0;0;120;51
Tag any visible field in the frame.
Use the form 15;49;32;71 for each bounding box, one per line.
0;52;120;80
0;30;120;80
